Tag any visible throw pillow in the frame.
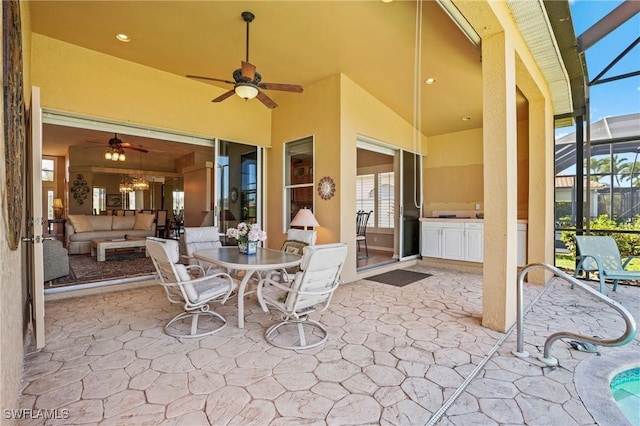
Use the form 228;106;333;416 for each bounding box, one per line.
67;215;93;233
134;213;155;231
281;240;308;274
112;215;135;230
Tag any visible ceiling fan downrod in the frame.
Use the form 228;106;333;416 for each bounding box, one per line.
242;11;255;63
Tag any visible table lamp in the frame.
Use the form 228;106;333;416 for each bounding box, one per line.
53;198;64;219
290;207;319;230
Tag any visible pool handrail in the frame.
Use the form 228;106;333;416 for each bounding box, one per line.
513;263;637;366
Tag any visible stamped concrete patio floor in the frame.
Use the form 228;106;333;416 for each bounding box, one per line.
18;266;639;425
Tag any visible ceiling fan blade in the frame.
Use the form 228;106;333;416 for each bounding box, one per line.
241;61;256;81
187;74;235;85
258;82;304;93
121;143;148;153
212;89;236;103
256;90;278;109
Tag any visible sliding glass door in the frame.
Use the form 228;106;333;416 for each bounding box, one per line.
217;141;263;242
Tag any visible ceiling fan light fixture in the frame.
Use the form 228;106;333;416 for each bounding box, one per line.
111;152;120;161
235;83;259;100
105;151;112;160
119;151;126;161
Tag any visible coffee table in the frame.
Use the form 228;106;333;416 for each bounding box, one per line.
91;237;148;262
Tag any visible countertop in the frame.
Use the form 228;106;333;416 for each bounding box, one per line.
419;217;529;224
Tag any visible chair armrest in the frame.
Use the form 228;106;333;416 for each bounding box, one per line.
621;256;637;269
185;264;206;277
575;254;605;277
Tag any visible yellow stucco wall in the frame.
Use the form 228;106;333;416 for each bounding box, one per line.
269;74;342;249
31;34;272;146
423;127;483;215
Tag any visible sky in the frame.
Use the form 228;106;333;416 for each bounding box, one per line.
568;0;640;122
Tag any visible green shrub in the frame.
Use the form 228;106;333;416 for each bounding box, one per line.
560;215;640;257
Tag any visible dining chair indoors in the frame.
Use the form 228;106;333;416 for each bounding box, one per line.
155;209;168;238
356;210;373;259
258;243;347;350
146;238;236;338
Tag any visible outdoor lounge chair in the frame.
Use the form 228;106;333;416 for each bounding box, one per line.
258;243;347;349
147;238;236;338
574;235;639;294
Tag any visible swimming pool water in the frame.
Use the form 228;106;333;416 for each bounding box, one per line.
611;367;640;426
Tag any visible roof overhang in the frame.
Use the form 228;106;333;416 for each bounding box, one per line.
542;0;588;128
504;1;586;128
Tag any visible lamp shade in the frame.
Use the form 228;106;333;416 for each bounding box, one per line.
53;198;64;219
235;83;259;100
290;208;319;229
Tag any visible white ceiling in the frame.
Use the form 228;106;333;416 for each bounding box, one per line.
30;1;486;157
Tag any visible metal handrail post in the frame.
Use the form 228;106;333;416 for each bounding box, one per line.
513;263;636;366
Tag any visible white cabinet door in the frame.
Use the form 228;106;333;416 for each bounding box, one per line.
441;226;465;260
421;223;441;258
465;223;484;263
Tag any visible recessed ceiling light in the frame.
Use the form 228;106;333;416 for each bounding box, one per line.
116;33;131;43
462;116;472;121
425;78;437;85
381;0;394;3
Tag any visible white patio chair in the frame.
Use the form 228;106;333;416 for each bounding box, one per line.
277;228;318;282
146;238;236;338
179;226;225;275
258;243;347;349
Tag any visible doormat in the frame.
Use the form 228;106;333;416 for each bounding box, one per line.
47;252;156;289
366;270;432;287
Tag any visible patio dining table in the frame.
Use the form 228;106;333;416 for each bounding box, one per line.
193;246;302;328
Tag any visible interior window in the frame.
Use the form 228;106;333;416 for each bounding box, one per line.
284;137;314;229
356;171;394;229
42;158;54;182
93;187;106;214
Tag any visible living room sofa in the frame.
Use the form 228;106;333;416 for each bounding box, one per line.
65;214;156;254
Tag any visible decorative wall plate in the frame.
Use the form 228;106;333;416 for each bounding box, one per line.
318;176;336;200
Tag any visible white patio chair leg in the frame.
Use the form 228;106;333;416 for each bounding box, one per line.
297;322;307;347
191;313;200;336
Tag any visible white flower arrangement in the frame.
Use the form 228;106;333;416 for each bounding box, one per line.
226;222;267;244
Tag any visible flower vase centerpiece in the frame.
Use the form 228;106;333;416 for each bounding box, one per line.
226;222;267;255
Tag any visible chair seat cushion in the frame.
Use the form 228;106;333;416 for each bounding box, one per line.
603;269;640;280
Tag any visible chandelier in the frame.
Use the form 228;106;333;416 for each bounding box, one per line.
132;176;149;191
131;150;149;190
119;176;133;193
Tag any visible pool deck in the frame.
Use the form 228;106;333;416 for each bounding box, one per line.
17;265;640;425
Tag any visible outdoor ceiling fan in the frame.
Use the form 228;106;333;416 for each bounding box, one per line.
187;11;303;109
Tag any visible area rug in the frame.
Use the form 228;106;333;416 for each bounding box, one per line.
366;269;432;287
48;252;157;288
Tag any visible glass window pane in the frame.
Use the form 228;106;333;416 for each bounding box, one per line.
285;137;314;228
42;158;54;182
378;172;394;228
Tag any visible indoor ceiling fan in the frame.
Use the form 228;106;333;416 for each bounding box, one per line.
104;133;148;161
108;133;148;153
187;11;303;109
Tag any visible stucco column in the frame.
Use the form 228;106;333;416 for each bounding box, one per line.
482;32;518;332
527;98;554;283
